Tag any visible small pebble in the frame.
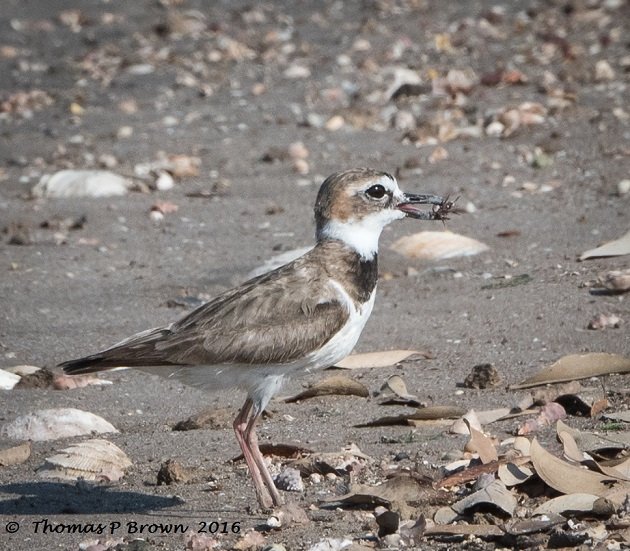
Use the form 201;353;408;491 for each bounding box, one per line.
617;179;630;195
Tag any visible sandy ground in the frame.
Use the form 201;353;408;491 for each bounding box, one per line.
1;0;629;549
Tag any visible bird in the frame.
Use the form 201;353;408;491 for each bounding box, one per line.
59;168;454;510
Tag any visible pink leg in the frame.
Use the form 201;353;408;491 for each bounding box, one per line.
244;413;284;506
233;399;279;509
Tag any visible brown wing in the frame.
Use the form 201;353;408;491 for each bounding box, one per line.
60;253;349;374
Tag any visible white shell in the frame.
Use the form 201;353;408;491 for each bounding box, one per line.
391;231;489;260
0;369;21;390
38;439;132;481
33;170;130;198
1;408;118;441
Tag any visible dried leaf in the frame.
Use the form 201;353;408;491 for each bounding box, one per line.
532;494;605;517
603;411;630;423
530;438;629;497
465;425;498;464
359;405;466;427
451;479;517;517
557;419;630;453
505;517;565;536
334;349;421;369
391;231;489;260
1;408;118;441
475;408;513;425
38;439;131;481
378;375;422;406
0;442;31;466
510;353;630;389
451;410;482;435
284;375;368;402
424;524;504;538
580;231;630;260
557;430;584;463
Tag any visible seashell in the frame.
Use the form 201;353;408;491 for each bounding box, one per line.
273;468;304;492
3;365;41;376
391;231;489;260
32;170;130;198
1;408;118;441
0;369;21;390
38;439;132;481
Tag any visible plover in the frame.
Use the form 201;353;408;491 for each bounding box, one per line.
60;168;454;509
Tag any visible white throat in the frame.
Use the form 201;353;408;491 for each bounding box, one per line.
318;209;405;259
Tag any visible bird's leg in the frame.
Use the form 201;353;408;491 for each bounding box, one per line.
233;398;274;509
244;412;284;507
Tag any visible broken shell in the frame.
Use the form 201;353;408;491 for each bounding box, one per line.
38;439;131;481
273;468;304;492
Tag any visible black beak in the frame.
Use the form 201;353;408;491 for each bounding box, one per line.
397;193;450;220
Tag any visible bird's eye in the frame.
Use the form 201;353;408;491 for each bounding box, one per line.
365;184;386;199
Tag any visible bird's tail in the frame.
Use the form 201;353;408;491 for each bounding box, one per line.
59;326;176;374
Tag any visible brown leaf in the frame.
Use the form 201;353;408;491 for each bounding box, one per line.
359;405;467;428
334;349;421;369
475;408;513;425
284;375;368;402
603;411;630;423
510;353;630;389
465;425;498;464
557;419;630;454
580;231;630;260
0;442;31;466
424;524;504;538
532;494;607;517
378;375;422;406
530;438;629;497
557;430;584;463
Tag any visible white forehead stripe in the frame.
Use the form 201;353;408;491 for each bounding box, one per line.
365;174;404;202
